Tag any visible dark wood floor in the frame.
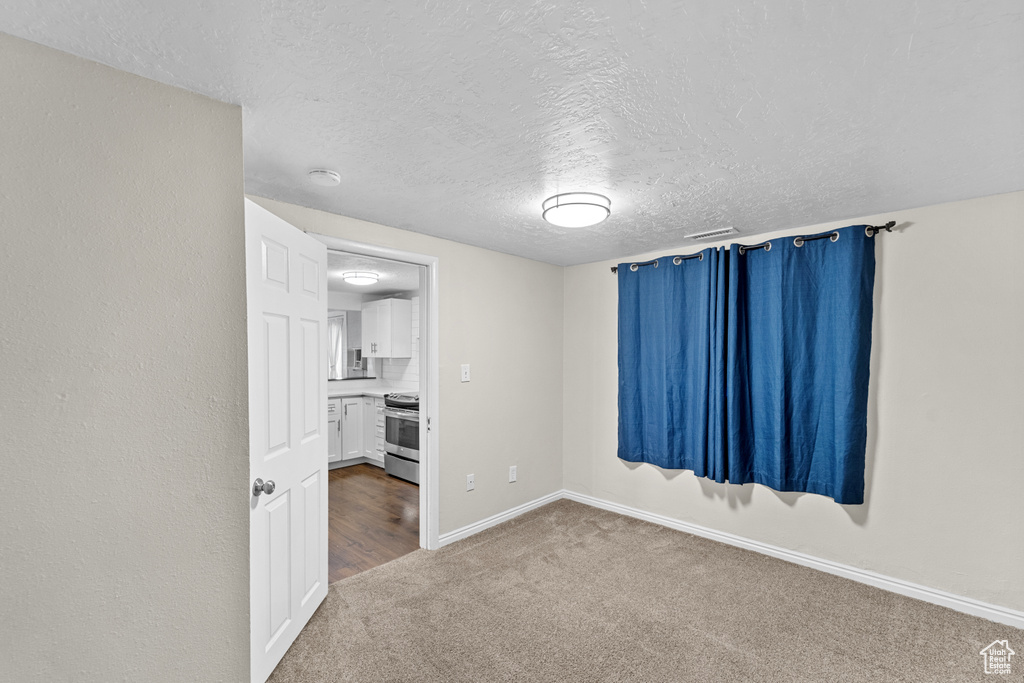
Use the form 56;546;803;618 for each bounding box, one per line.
328;463;419;583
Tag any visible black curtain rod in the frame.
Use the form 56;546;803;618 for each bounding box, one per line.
610;222;896;273
610;252;703;274
865;221;896;236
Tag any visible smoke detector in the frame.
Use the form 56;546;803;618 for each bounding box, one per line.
308;169;341;187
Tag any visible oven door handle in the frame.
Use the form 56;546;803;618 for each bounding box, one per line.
383;407;420;422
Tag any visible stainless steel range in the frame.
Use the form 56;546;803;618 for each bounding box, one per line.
382;393;419;484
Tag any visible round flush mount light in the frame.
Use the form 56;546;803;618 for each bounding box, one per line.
341;271;379;286
308;169;341;187
542;192;611;228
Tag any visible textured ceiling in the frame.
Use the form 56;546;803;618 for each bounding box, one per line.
327;251;420;296
2;1;1022;265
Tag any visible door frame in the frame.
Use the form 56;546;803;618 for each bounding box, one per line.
309;233;440;550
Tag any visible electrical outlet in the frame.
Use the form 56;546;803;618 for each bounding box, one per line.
509;466;517;483
460;364;471;382
466;474;475;491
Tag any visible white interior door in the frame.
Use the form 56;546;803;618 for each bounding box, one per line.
246;199;328;683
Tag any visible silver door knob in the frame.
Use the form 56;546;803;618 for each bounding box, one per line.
253;478;276;497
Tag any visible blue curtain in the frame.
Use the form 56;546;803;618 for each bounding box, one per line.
617;225;875;504
617;249;724;477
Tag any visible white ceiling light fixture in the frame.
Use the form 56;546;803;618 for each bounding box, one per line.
341;271;379;286
542;192;611;229
307;169;341;187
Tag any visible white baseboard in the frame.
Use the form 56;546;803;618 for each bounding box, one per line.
562;490;1024;630
328;457;383;470
437;490;564;547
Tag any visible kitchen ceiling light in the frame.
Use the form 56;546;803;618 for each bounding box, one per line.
541;192;611;228
308;169;341;187
341;271;379;286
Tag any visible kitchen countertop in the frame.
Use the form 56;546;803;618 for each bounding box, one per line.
327;382;415;399
328;388;389;399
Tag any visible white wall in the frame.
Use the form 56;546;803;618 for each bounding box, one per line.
0;34;249;681
563;191;1024;612
249;197;565;533
328;290;364;311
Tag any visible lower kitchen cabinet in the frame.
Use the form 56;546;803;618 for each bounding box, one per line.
331;393;387;466
340;397;362;461
374;398;386;462
362;396;378;462
331;394;390;467
327;398;342;465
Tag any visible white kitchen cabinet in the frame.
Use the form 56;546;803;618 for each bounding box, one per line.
340;397;363;461
361;396;380;463
361;298;412;358
374;398;386;462
327;398;342;465
360;303;378;357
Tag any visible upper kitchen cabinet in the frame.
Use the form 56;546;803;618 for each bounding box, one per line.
361;298;412;358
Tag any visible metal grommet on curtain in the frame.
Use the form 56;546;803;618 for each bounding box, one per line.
653;260;659;268
698;253;704;261
764;241;772;252
629;263;638;272
673;256;682;265
865;226;873;237
794;237;805;247
738;246;746;255
830;232;839;242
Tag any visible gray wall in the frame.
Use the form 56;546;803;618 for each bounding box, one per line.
0;34;249;681
562;191;1024;612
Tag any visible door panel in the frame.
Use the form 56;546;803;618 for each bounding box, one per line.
300;471;321;604
299;254;319;297
300;319;320;441
264;313;291;459
262;238;289;288
266;491;292;646
247;199;328;683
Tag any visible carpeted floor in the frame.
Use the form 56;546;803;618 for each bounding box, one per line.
269;499;1021;682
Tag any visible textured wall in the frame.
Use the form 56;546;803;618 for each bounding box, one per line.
562;191;1024;612
0;34;249;681
249;196;565;534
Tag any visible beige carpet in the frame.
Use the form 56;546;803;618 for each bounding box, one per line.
269;499;1021;682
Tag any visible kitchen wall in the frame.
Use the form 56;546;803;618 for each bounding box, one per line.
0;34;249;682
562;190;1024;612
249;197;565;533
328;290;364;310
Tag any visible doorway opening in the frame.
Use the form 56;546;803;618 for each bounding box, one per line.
313;234;440;567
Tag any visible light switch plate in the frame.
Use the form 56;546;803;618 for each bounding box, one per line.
461;364;471;382
466;473;475;491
